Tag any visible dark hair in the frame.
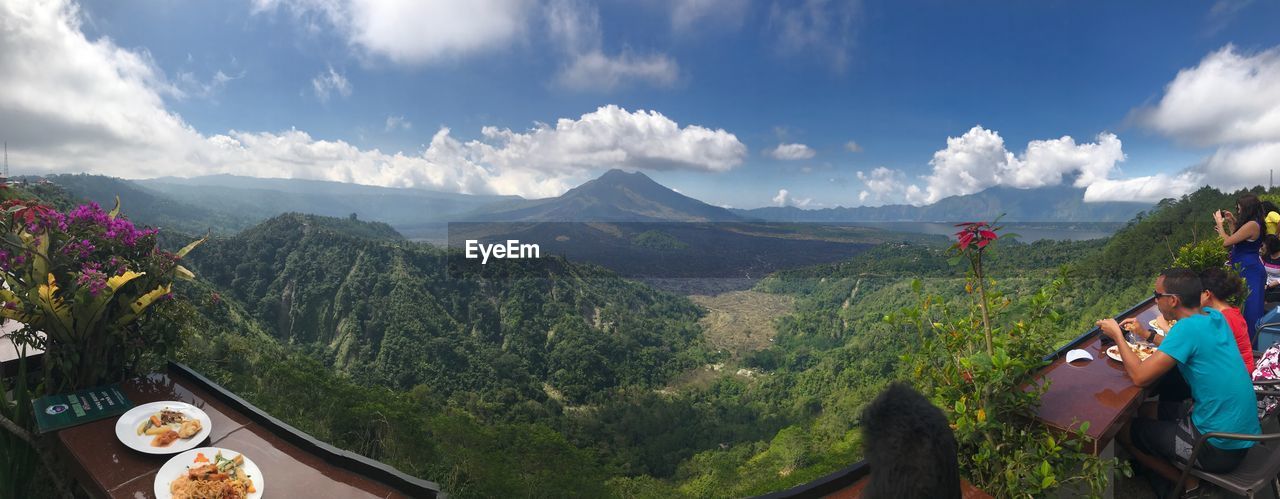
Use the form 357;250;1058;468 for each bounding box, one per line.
861;382;960;499
1263;200;1280;216
1266;234;1280;256
1199;267;1242;301
1160;268;1203;308
1236;194;1267;235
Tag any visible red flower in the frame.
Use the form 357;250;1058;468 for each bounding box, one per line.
953;221;1000;252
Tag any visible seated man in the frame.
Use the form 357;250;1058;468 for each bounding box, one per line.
1097;268;1260;495
860;382;960;499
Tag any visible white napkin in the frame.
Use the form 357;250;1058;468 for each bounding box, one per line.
1065;349;1093;363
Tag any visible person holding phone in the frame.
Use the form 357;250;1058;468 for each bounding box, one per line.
1216;194;1267;347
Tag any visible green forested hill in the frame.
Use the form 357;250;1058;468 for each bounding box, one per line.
172;213;795;496
661;185;1275;496
34;176;1276;497
41;174;258;234
187;213;705;404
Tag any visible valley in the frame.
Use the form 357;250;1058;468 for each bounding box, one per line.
22;171;1180;497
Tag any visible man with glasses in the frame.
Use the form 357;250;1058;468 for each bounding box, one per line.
1096;268;1259;495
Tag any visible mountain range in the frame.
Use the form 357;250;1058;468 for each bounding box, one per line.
45;170;1152;239
735;184;1149;223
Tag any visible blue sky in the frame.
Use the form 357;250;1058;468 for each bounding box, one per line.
3;1;1280;208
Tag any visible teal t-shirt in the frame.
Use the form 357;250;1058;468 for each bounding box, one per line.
1159;307;1261;449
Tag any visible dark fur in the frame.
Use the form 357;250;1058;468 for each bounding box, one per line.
860;382;961;499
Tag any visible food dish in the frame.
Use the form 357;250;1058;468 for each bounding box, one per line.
1149;318;1176;334
154;447;264;499
115;401;212;455
1106;342;1157;363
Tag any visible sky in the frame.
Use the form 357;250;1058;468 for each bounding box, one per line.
1;0;1279;209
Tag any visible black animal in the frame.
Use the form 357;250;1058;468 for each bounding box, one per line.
860;382;961;499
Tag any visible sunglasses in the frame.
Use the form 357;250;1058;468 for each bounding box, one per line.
1153;290;1177;301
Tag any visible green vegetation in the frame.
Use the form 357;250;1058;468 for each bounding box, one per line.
8;179;1272;498
631;230;688;251
42;174;258;235
0;185;203;497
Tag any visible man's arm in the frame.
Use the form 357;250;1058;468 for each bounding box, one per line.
1120;350;1178;386
1098;318;1178;385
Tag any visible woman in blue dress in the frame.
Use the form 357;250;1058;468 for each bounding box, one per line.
1217;194;1268;347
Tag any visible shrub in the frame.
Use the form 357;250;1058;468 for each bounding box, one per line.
888;222;1117;498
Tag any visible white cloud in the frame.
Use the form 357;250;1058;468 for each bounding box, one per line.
767;0;860;71
471;105;747;174
547;0;679;91
384;115;412;132
1083;172;1204;204
901;126;1125;204
767;143;816;160
1137;45;1280;147
252;0;533;65
849;126;1132;205
844;140;862;153
555;51;679;91
772;188;811;208
176;69;242;99
1129;44;1280;197
670;0;748;33
311;65;352;102
855;167;907;206
0;0;744;199
1204;0;1255;35
1191;141;1280;190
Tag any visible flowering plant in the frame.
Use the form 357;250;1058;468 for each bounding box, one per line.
0;197;203;393
887;221;1117;497
951;221;1004;354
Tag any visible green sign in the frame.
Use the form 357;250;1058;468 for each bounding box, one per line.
32;384;133;434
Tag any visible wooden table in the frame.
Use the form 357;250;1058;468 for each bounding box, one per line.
51;363;438;498
823;477;992;498
1032;297;1159;455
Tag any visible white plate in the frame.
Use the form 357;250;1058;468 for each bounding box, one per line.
1106;343;1157;363
114;401;212;455
153;447;264;499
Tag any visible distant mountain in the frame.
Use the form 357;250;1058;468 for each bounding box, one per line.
465;169;745;222
136;174;518;226
736;185;1149;223
41;174;260;235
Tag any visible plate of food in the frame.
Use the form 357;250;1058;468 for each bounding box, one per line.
1106;342;1158;363
1149;318;1176;334
154;447;263;499
114;401;211;454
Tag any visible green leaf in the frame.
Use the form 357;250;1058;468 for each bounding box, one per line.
955;398;966;414
1039;460;1051;477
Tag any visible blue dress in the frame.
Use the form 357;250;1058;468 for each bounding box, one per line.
1231;235;1266;347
